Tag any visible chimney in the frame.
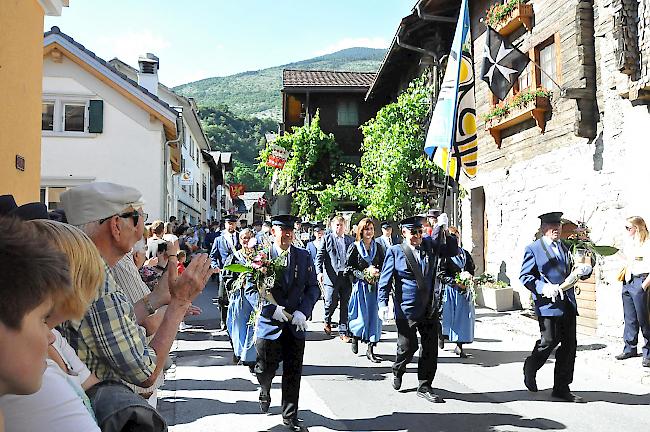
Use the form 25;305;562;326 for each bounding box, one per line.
137;53;159;96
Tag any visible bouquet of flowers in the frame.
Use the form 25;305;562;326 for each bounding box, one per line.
363;265;380;287
224;247;292;320
454;271;477;304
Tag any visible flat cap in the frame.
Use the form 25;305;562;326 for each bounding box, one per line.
272;214;299;228
400;216;424;229
538;212;563;224
223;214;239;222
380;221;392;229
61;182;145;226
9;202;49;221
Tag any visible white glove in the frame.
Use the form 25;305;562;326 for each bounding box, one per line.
541;283;564;302
272;305;289;322
378;306;390;322
291;310;307;331
575;264;592;277
437;213;449;229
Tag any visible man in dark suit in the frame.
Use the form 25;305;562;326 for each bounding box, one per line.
306;224;325;265
209;214;240;330
316;215;354;341
254;214;320;431
376;221;399;255
520;211;590;403
377;215;457;403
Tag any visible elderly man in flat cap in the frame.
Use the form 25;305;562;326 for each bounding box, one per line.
520;211;591;403
60;182;213;391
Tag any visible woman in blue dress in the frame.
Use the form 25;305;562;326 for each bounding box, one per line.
226;228;260;371
439;226;476;358
345;218;386;363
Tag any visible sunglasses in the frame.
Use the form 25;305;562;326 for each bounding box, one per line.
625;226;634;231
409;228;423;235
99;210;148;226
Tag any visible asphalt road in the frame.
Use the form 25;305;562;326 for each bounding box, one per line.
159;280;650;432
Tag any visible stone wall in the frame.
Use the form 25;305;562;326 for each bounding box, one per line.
461;0;650;338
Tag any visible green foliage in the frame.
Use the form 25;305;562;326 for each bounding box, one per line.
357;75;444;220
316;167;368;220
485;0;524;27
259;111;341;218
482;88;552;122
197;105;276;190
174;48;385;120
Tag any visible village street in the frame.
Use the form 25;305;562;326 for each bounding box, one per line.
159;282;650;432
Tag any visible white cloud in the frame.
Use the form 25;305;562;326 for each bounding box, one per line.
312;37;389;57
96;30;171;65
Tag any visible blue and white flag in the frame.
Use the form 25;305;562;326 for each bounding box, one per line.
424;0;471;159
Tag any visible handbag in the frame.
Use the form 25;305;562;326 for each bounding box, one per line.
617;266;626;282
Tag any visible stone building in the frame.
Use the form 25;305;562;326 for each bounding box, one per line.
372;0;650;338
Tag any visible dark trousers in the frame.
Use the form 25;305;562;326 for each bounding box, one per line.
393;317;439;388
217;274;231;329
622;275;650;359
255;331;305;421
525;312;577;391
324;275;351;333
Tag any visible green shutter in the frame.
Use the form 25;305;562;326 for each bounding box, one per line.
88;100;103;133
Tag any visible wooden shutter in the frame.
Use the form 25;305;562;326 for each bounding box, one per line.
88;100;103;133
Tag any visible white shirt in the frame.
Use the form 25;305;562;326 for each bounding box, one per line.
623;238;650;276
542;236;564;260
0;330;100;432
163;233;178;244
382;235;393;246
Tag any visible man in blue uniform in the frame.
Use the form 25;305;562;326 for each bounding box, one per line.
210;214;240;330
254;214;320;431
377;215;457;403
520;211;589;403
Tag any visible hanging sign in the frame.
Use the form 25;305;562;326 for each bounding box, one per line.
266;144;290;169
179;172;193;186
229;183;246;199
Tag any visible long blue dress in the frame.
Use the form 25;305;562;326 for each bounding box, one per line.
226;251;259;364
346;241;384;343
440;249;476;343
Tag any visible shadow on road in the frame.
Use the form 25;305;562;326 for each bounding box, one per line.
162;377;279;393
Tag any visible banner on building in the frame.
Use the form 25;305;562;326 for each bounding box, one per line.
229;183;246;199
424;0;477;180
179;171;193;186
266;144;290;169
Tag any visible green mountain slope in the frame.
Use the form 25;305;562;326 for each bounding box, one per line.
173;47;385;120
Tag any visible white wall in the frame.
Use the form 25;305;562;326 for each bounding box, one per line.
42;56;167;219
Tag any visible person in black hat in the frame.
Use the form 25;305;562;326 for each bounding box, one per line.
210;214;241;330
520;211;590;403
376;221;398;255
377;215;457;403
253;214;320;431
0;195;18;215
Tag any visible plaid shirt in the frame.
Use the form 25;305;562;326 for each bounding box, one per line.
62;261;155;385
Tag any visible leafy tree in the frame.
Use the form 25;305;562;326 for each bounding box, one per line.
259;111;341;218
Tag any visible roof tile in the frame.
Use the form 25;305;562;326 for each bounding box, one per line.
283;69;376;88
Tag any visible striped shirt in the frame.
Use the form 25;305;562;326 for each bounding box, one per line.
110;253;164;394
62;261;155;386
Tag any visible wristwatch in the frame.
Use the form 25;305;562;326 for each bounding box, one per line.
143;294;156;315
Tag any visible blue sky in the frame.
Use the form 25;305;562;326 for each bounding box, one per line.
45;1;414;87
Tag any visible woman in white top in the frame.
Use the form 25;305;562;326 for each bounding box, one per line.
163;221;180;250
616;216;650;368
0;220;105;431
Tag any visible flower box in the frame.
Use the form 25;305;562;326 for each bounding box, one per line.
485;95;550;148
489;2;534;36
481;285;514;311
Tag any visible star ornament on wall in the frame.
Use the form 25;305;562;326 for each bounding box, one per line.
482;42;518;85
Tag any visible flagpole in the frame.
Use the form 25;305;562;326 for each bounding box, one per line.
529;59;563;93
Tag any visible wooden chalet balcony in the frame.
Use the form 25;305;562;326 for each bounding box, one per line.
485;95;550;148
492;2;534;36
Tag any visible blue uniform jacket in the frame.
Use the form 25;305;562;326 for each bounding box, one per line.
519;238;579;317
254;245;320;340
209;231;239;269
305;240;321;264
377;228;457;321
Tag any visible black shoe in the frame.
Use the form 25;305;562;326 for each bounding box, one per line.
615;352;638;360
366;344;382;363
416;386;445;403
351;337;358;354
523;361;538;392
392;373;402;390
552;389;586;403
259;391;271;413
232;354;240;365
282;417;305;431
454;345;468;358
642;358;650;367
438;335;445;350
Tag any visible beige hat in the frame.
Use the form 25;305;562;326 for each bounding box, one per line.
61;182;145;226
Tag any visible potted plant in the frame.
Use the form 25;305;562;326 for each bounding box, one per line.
474;273;513;311
561;220;618;265
485;0;534;35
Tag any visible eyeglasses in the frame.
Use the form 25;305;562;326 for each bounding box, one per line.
409;228;423;235
99;210;148;226
625;226;634;231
